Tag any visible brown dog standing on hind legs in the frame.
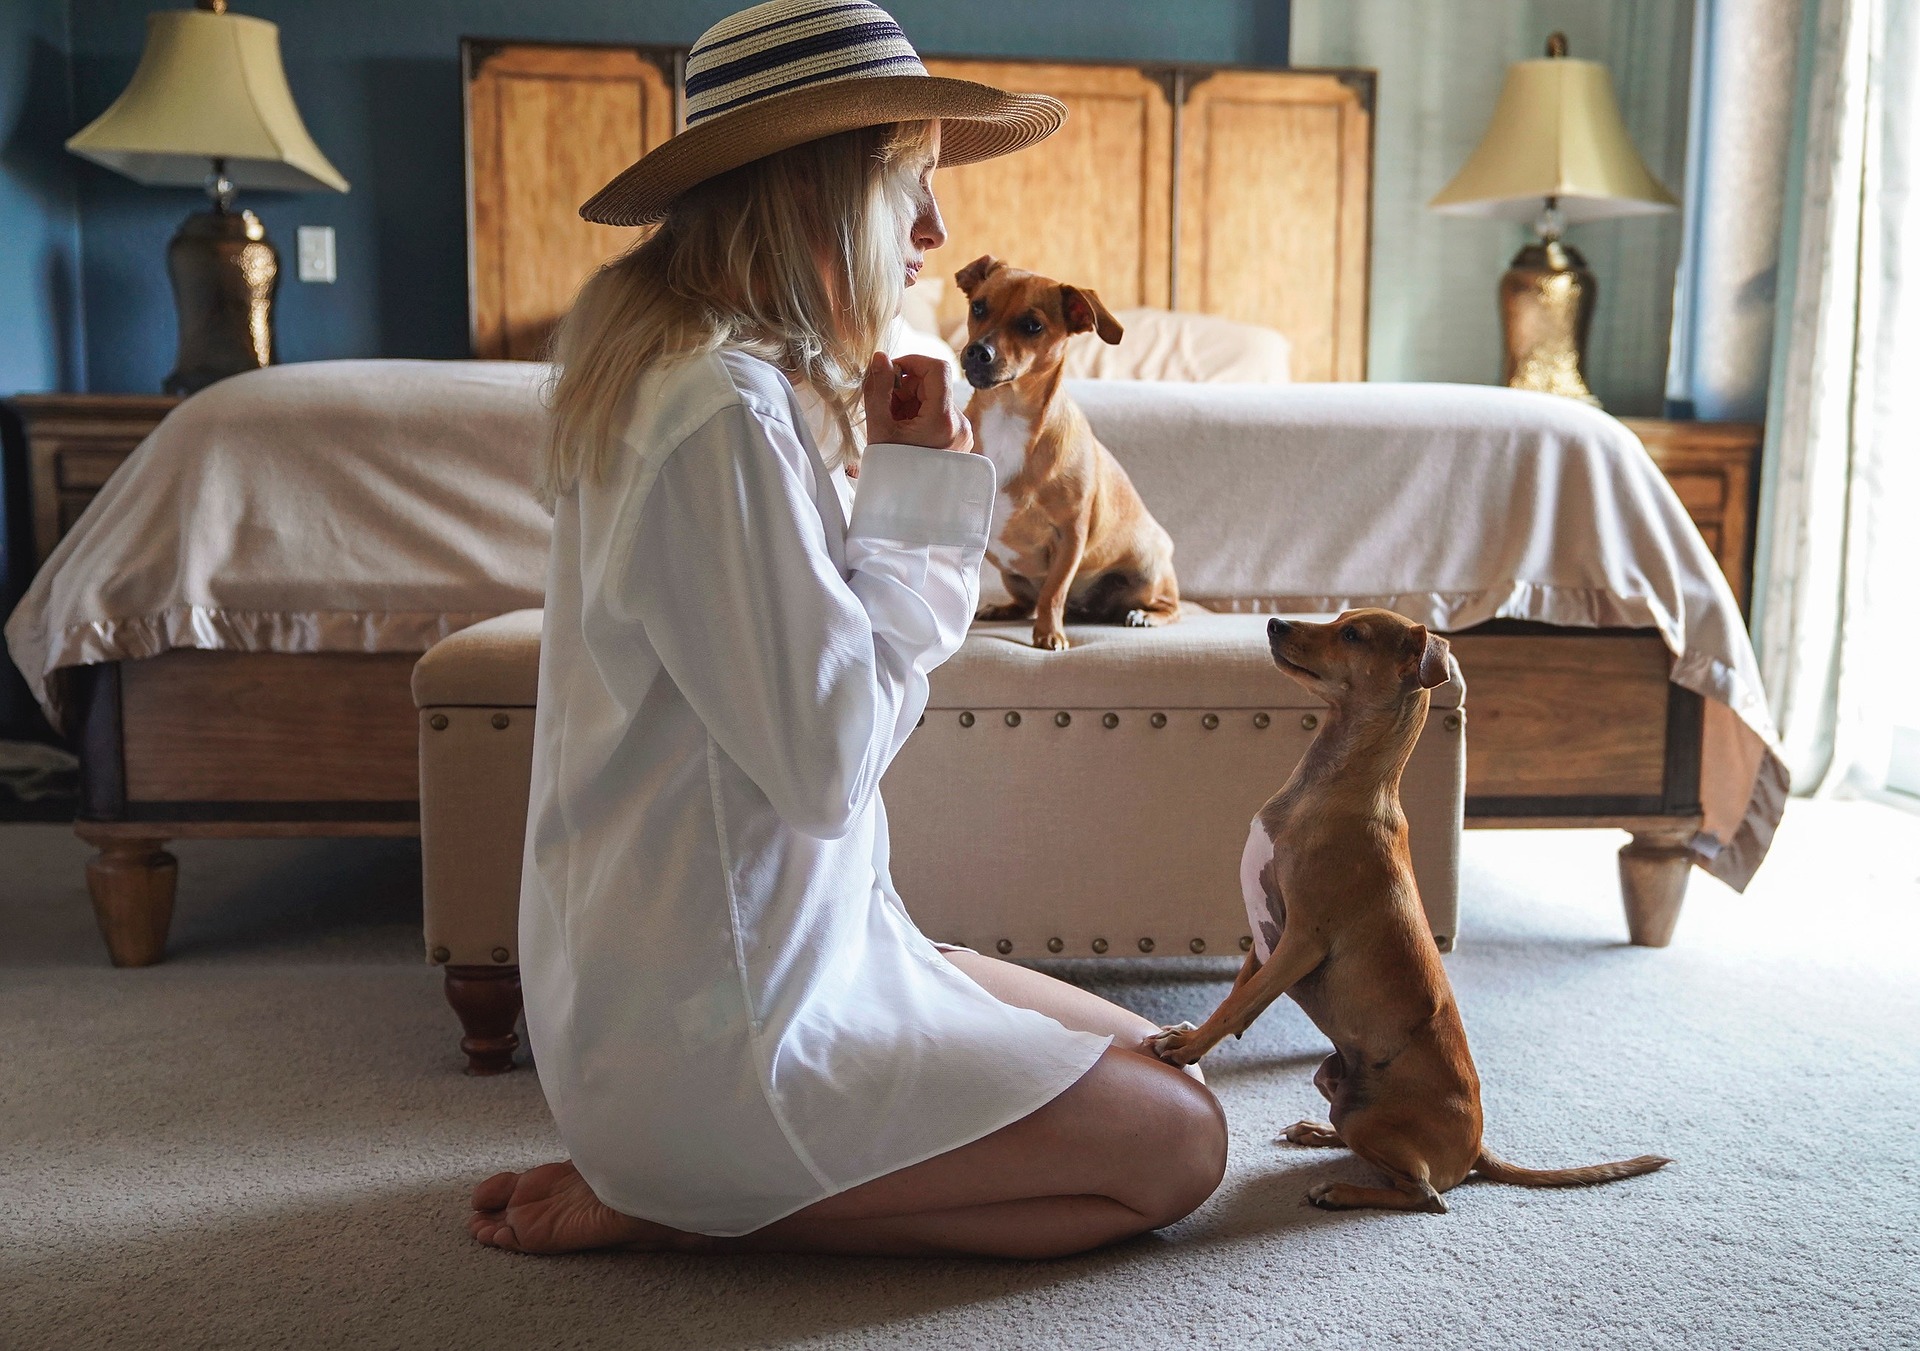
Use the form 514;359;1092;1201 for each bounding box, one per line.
1148;610;1670;1212
954;255;1180;650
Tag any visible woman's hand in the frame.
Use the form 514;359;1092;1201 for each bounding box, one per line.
862;353;974;454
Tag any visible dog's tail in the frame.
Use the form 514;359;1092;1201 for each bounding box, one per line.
1472;1147;1671;1189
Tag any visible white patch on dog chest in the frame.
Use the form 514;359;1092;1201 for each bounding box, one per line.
974;404;1033;568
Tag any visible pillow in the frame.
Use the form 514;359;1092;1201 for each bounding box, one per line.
897;274;952;351
1061;308;1291;384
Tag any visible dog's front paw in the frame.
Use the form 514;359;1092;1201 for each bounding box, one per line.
1145;1021;1200;1064
1305;1181;1344;1209
1124;608;1151;627
1032;627;1070;651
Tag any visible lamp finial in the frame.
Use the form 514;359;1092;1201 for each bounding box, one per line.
1545;32;1569;58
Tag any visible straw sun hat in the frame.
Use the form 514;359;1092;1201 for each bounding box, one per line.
580;0;1067;227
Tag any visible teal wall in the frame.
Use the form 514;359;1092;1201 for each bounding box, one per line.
0;0;83;395
60;0;1290;394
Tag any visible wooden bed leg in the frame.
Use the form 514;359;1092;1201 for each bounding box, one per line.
76;831;178;967
1618;829;1692;948
444;965;522;1075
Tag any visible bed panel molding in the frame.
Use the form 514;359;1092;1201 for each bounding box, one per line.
463;43;1374;373
464;38;679;360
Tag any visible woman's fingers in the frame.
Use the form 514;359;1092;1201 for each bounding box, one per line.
861;352;897;437
863;352;973;453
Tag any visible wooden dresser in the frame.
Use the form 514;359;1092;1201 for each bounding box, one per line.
1618;418;1763;613
10;394;179;565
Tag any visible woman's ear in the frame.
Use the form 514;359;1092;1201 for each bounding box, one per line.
1061;286;1124;344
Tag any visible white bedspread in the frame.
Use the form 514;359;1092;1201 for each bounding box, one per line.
4;361;1784;889
7;360;552;716
1069;379;1786;891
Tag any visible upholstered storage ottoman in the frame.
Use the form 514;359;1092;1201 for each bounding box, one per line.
414;608;1466;1073
888;612;1464;959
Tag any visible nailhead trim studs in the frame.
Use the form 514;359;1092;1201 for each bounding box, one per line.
1055;711;1071;727
491;712;511;730
491;946;511;963
1150;713;1167;728
1239;936;1253;952
1091;937;1109;954
1190;938;1206;953
996;938;1013;954
1047;937;1064;953
1253;712;1270;729
1444;713;1461;731
1138;937;1155;953
1102;712;1119;728
1301;713;1319;730
428;714;448;731
959;711;975;727
1201;713;1219;730
1005;711;1022;727
431;946;450;963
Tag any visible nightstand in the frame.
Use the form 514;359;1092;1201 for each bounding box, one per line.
1618;418;1762;614
9;394;180;565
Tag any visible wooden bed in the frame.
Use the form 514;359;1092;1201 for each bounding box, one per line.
59;41;1703;974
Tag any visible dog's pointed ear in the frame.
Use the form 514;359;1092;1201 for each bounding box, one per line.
1061;285;1124;345
954;255;1000;295
1410;627;1452;690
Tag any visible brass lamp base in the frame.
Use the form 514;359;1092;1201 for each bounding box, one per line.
1499;236;1598;407
163;202;278;397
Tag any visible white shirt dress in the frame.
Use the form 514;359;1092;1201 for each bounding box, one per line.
518;349;1113;1237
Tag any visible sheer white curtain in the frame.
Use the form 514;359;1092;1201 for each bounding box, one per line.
1753;0;1920;798
1664;0;1804;421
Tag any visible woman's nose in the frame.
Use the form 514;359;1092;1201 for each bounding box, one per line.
914;194;946;252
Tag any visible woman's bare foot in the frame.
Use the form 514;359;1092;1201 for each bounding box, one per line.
468;1161;687;1254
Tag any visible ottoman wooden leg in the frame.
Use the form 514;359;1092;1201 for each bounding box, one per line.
444;965;523;1075
76;830;177;967
1618;829;1693;948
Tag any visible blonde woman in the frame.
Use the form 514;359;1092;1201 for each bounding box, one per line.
468;1;1226;1260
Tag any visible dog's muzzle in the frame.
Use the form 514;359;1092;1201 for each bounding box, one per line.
962;341;1002;390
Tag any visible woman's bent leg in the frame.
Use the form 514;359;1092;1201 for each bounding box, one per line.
470;1045;1224;1258
470;953;1227;1258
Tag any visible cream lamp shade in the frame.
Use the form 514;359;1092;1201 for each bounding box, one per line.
1429;54;1673;224
65;6;348;194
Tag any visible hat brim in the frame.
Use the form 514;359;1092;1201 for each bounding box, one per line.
579;75;1066;227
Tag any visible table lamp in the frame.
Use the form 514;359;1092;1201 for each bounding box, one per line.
65;0;347;396
1429;33;1675;407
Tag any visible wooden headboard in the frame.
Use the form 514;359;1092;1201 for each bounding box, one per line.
464;42;1374;380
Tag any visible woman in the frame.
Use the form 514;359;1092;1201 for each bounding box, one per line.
469;0;1226;1260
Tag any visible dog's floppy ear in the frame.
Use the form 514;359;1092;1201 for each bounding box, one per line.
1409;627;1452;690
954;255;1001;295
1060;285;1124;345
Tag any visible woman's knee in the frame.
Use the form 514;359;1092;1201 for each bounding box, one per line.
1101;1053;1228;1225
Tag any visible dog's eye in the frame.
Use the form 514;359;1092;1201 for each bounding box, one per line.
969;299;989;320
1018;316;1045;336
1341;625;1362;644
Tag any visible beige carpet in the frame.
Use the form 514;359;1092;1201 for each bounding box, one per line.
3;800;1917;1350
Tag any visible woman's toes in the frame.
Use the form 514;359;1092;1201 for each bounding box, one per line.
471;1170;520;1212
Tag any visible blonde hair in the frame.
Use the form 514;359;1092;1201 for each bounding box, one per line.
539;119;938;505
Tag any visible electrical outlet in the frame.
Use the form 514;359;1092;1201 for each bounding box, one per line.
297;226;336;283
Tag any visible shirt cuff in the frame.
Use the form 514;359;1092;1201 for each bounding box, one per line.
849;443;997;549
